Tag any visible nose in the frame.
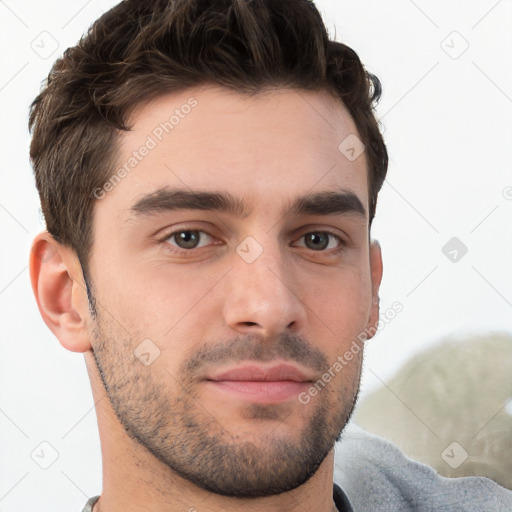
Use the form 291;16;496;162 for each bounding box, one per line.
222;240;307;339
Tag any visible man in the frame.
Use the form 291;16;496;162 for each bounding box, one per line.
28;1;512;511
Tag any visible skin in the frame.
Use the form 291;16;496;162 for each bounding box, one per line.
30;86;383;512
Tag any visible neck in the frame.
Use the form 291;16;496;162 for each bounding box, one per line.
94;437;337;512
92;463;338;512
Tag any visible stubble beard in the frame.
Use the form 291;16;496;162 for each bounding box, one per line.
90;315;362;498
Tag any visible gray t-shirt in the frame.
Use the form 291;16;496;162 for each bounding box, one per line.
334;423;512;511
81;495;99;512
81;486;354;511
81;423;512;511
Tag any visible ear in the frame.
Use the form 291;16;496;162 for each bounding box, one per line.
365;238;383;340
29;231;92;353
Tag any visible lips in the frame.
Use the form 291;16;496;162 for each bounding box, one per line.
205;363;315;404
207;364;314;383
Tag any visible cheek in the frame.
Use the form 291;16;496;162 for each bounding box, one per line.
306;265;372;335
301;266;372;379
93;260;219;333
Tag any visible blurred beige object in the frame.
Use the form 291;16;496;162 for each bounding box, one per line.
354;331;512;490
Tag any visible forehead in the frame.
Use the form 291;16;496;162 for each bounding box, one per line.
107;86;368;218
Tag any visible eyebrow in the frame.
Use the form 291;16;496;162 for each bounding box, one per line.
285;190;366;219
129;189;248;217
127;187;366;220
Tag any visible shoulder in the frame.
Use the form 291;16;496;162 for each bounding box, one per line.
333;422;512;512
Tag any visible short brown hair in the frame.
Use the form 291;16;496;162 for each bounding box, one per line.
29;0;388;278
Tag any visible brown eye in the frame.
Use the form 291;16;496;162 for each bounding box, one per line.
292;230;344;254
173;231;200;249
167;230;213;250
304;232;331;250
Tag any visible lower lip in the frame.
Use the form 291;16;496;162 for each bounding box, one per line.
206;380;310;403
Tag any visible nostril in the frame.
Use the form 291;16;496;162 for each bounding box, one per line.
242;321;258;327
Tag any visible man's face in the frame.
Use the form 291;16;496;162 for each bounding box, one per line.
86;86;380;497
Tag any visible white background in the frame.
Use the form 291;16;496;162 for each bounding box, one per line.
0;0;511;509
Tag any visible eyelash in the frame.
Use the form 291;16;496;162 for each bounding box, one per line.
158;228;346;255
293;230;346;255
157;229;216;255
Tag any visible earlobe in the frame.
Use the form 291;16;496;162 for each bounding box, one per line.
365;238;383;341
29;232;92;353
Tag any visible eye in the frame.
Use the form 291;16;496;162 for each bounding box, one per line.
165;230;213;250
294;231;343;251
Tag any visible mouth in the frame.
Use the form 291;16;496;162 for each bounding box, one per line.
205;363;315;404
